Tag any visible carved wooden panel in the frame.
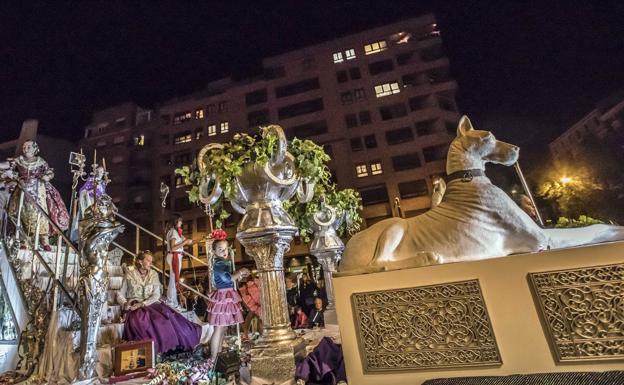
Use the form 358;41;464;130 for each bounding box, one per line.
529;263;624;362
351;279;501;372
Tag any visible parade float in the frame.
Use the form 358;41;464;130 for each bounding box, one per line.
0;118;622;385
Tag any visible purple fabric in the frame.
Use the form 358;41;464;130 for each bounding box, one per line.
123;302;201;354
79;176;106;199
295;337;346;385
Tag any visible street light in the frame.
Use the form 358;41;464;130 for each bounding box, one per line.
560;176;573;185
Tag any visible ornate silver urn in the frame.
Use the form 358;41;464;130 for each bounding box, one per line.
309;200;344;323
199;125;312;382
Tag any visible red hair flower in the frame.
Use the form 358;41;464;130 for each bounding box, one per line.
210;228;227;241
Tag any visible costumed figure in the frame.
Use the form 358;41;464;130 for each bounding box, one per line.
117;250;201;354
166;213;192;308
239;276;262;339
206;229;249;362
77;194;125;381
6;141;70;250
70;165;108;242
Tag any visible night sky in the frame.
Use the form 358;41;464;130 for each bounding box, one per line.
2;1;624;159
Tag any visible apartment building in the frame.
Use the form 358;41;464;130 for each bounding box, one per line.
550;91;624;165
156;13;459;264
80;102;157;251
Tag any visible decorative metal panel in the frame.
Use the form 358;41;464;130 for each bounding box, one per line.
529;263;624;362
351;279;501;372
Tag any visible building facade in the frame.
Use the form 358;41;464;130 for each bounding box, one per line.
82;14;460;268
80;102;157;252
550;91;624;165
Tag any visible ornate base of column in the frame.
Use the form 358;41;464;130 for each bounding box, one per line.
251;338;307;383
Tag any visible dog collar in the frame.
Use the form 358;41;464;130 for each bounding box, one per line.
446;169;485;183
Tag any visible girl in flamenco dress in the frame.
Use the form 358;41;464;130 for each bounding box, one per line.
206;229;249;362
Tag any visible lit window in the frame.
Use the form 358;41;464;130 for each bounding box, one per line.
356;163;369;178
364;40;387;55
113;135;125;144
195;129;204;140
208;125;217;136
333;52;344;63
174;133;192;145
345;49;356;60
371;161;383;175
220;122;229;133
195;108;204;119
133;135;145;146
374;82;401;97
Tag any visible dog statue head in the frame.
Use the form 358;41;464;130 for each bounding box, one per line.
446;116;520;175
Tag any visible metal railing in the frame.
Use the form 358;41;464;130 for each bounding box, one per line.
111;241;210;301
10;183;82;312
114;211;209;268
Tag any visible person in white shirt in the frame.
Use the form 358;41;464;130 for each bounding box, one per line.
165;213;192;308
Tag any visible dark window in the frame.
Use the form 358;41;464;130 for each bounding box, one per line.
161;114;171;124
359;184;389;206
423;144;448;162
349;67;361;80
392;153;422;171
398;180;429;199
173;152;192;166
426;68;450;84
161;155;172;166
246;89;268;106
336;71;348;83
289;120;328;138
218;101;227;112
345;113;358;128
275;78;320;98
364;134;377;148
196;218;207;232
160;134;169;145
182;220;193;234
354;88;366;100
438;97;456;111
302;57;316;70
247;109;270;127
402;73;421;87
359;110;371;125
396;50;415;66
379;103;407;121
278;98;324;119
116;118;126;127
368;59;395;75
323;144;333;157
416;119;436;136
350;138;363;151
265;66;286;80
175;197;192;211
409;96;428;111
386;127;414;145
340;91;353;105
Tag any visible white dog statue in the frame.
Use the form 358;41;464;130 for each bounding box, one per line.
339;116;624;272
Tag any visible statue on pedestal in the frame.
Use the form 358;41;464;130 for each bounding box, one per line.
2;140;70;251
77;194;124;381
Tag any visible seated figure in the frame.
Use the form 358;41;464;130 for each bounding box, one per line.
117;250;201;354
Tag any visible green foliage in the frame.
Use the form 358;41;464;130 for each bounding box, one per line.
175;125;362;240
555;215;605;228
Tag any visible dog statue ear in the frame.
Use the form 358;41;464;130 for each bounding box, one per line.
457;115;474;137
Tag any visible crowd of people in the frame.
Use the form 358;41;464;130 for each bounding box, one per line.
286;273;327;329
